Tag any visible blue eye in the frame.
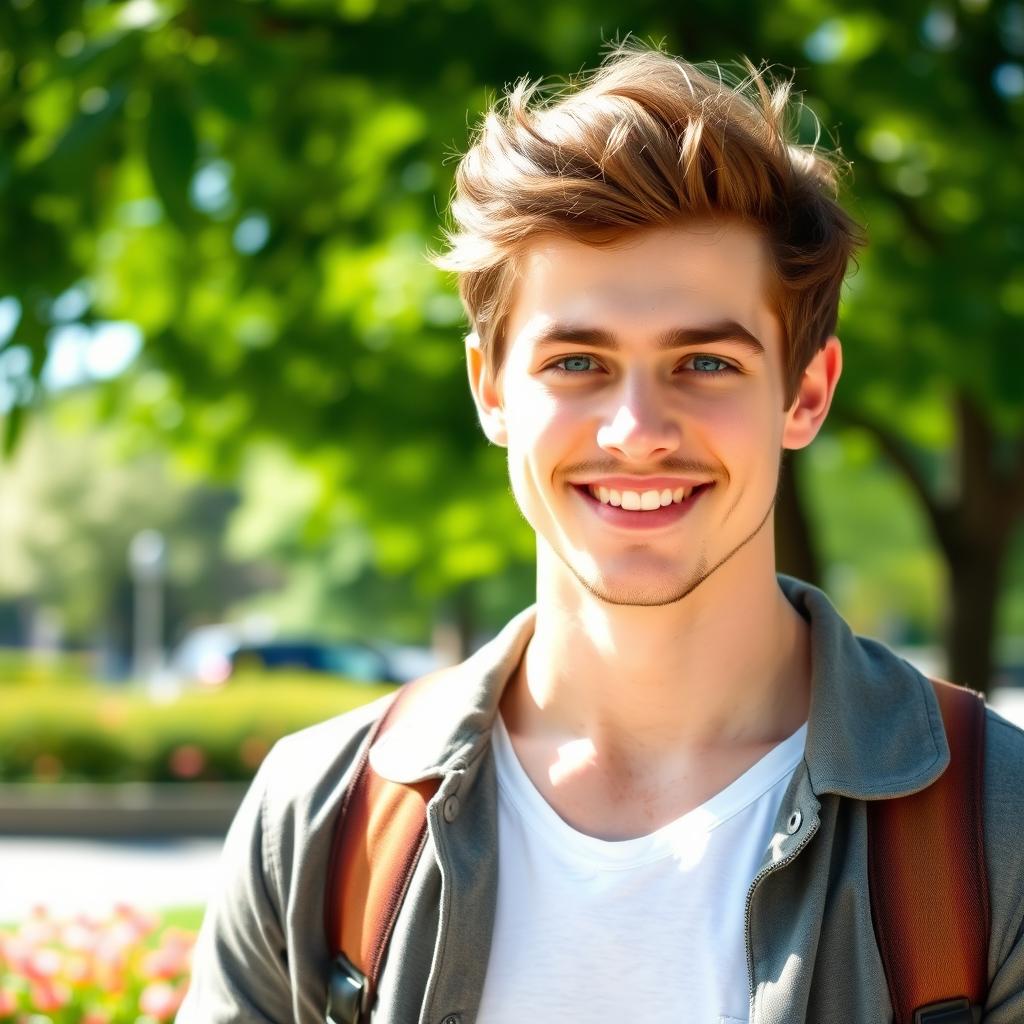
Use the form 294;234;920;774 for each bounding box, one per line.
689;356;732;374
555;355;597;373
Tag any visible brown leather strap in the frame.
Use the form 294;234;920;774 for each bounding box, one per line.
325;671;451;1016
868;678;989;1024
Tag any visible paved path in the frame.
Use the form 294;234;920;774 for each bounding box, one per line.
0;836;223;921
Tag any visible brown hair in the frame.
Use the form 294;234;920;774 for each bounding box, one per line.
431;40;865;404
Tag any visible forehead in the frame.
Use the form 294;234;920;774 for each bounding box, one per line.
505;221;777;347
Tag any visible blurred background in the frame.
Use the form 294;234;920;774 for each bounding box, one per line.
0;0;1022;1014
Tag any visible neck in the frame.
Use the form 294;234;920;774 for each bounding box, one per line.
505;537;812;766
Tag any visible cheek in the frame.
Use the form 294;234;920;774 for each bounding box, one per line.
687;391;761;447
688;390;784;478
504;383;577;458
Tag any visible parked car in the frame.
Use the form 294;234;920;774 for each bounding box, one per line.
169;624;401;687
232;639;398;683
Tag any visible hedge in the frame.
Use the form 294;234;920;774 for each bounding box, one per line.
0;648;98;689
0;675;396;783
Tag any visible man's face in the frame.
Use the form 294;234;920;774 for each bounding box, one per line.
468;221;839;607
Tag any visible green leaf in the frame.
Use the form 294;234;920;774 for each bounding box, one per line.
146;80;199;229
43;82;127;175
2;403;23;458
195;66;253;121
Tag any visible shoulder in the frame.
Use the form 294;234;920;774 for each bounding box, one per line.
257;689;399;826
982;706;1024;952
983;705;1024;835
233;689;401;888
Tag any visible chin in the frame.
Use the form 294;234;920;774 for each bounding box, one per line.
569;559;713;608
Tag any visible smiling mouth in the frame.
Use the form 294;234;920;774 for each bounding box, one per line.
578;482;713;511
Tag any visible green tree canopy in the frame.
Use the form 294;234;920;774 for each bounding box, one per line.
2;0;1022;681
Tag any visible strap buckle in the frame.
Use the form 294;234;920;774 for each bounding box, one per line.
914;997;980;1024
326;952;371;1024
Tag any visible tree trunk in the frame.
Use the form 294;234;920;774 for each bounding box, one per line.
834;393;1024;695
774;449;822;588
945;541;1004;694
941;395;1021;694
432;583;477;665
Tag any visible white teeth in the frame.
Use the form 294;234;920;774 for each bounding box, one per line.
586;484;702;510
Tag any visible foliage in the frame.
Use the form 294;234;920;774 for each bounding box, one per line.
0;647;96;689
1;0;1021;674
0;903;194;1023
803;432;947;644
0;393;258;652
0;676;394;782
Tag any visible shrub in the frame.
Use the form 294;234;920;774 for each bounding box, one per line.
0;648;97;690
0;676;396;783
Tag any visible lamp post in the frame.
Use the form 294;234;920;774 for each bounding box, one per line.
129;529;166;684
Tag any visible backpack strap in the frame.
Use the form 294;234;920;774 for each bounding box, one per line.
323;671;449;1024
868;678;990;1024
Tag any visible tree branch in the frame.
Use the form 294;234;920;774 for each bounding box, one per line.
830;409;957;555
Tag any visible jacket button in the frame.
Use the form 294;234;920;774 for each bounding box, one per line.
441;1016;460;1024
786;810;802;834
442;795;460;822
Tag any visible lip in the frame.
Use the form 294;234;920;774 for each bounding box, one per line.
571;482;713;529
571;476;711;491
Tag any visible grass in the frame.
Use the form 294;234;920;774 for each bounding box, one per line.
153;905;206;933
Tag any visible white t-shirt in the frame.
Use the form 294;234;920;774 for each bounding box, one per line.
476;713;807;1024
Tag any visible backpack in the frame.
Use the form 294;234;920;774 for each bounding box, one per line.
323;672;989;1024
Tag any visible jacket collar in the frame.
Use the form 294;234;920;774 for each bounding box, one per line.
370;576;949;800
369;606;535;784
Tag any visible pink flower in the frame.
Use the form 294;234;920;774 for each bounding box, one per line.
160;926;195;951
19;905;58;946
113;903;158;937
141;944;189;980
140;926;195;980
81;1010;112;1024
29;977;71;1011
1;935;32;974
168;744;207;779
27;947;62;980
61;917;99;951
139;981;184;1020
0;988;16;1014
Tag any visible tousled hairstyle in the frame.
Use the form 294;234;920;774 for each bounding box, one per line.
431;40;866;405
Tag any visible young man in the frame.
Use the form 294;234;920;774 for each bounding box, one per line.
179;44;1024;1024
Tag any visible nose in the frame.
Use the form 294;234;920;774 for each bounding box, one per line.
595;376;682;462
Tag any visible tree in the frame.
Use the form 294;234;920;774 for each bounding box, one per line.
2;0;1021;678
0;390;257;667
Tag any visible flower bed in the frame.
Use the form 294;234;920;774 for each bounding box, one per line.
0;904;195;1023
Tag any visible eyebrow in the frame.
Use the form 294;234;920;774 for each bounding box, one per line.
530;319;765;355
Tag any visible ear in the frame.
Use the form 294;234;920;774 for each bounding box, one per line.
465;331;508;447
782;336;842;450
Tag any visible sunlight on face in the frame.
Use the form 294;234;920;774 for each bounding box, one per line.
494;222;791;608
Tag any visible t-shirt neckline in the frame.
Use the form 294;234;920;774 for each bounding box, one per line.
491;711;807;869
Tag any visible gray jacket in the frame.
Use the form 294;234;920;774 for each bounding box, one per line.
178;577;1024;1023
